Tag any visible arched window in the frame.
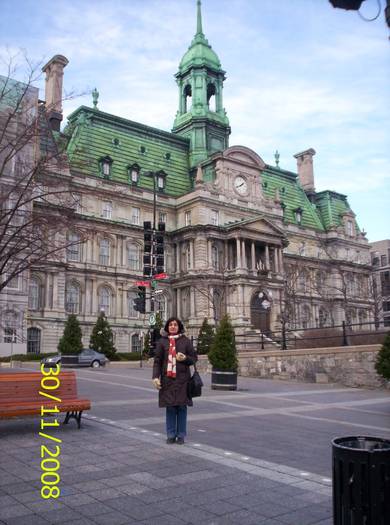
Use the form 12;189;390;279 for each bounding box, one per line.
67;232;81;262
183;84;192;113
99;239;110;265
298;269;308;292
155;294;167;321
27;327;41;354
131;334;141;353
127;290;138;318
66;282;81;313
181;288;190;320
319;307;329;328
98;286;111;315
211;245;219;270
301;305;311;329
212;288;223;323
207;83;216;112
29;277;41;310
128;164;140;184
127;243;140;271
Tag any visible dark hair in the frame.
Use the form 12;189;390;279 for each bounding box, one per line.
164;317;184;334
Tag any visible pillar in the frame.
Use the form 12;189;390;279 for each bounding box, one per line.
265;245;270;270
251;242;256;272
241;240;246;269
236;238;241;269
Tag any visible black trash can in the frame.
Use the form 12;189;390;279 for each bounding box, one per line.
332;436;390;525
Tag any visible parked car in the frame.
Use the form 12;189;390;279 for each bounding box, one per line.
42;349;107;368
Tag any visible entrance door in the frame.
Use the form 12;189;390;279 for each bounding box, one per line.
250;292;271;335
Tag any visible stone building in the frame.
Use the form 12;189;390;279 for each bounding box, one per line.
2;2;373;355
370;239;390;327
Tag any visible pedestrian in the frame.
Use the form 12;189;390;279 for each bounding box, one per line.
152;317;197;444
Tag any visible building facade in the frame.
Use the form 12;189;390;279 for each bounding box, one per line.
1;3;373;355
370;239;390;328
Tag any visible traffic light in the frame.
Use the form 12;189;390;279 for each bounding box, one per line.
133;286;146;313
143;221;152;276
154;222;165;275
148;327;161;357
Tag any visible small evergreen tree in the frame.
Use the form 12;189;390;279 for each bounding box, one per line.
143;331;150;357
89;312;116;359
208;315;238;371
57;314;83;355
197;318;214;355
155;312;164;332
375;332;390;380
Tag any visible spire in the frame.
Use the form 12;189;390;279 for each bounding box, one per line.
196;0;203;36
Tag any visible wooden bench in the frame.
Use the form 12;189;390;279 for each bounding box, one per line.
0;371;91;428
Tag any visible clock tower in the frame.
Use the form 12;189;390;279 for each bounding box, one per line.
172;1;231;168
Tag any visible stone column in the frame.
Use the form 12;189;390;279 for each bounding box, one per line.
175;243;180;273
190;287;196;317
189;241;194;269
251;242;256;272
45;273;52;310
274;248;279;273
91;278;96;315
241;285;245;315
236;238;241;269
52;274;58;310
241;240;246;269
176;288;181;317
265;245;270;270
224;241;229;269
279;248;284;273
122;285;127;318
208;240;212;269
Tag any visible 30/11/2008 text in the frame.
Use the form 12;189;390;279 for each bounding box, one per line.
39;363;62;499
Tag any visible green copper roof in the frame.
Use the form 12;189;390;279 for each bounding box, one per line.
315;190;359;231
262;166;325;231
65;106;192;197
179;1;222;73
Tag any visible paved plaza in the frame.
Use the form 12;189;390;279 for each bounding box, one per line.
0;365;389;524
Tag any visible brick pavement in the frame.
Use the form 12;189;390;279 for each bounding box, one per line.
0;414;332;525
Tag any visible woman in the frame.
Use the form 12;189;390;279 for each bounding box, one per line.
152;317;197;444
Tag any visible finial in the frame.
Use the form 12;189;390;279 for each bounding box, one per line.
196;0;204;36
274;150;280;168
92;88;99;109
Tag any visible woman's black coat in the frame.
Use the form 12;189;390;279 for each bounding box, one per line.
152;335;197;407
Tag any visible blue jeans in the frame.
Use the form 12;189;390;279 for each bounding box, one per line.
166;406;187;439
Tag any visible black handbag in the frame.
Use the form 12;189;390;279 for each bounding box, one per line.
188;363;203;398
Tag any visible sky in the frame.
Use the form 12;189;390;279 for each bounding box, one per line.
1;0;389;243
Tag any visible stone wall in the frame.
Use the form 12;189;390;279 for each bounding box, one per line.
197;344;386;389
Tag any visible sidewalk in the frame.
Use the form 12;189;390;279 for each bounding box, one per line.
0;415;332;525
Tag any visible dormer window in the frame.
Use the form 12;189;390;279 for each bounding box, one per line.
347;220;354;237
157;171;166;191
295;207;303;225
100;156;112;179
128;164;140;185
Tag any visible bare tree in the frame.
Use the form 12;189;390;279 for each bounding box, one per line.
0;53;89;293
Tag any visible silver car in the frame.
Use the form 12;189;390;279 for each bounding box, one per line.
42;349;107;368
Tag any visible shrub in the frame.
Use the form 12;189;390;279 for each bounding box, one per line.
208;315;238;371
375;331;390;380
197;318;214;355
58;314;83;355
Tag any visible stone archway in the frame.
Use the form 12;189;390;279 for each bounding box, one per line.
250;291;271;335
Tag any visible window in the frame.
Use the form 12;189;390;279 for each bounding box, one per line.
181;288;190;320
102;201;112;219
157;172;166;191
211;210;219;226
318;308;329;328
372;255;379;267
4;311;18;343
155;294;166;321
4;328;17;343
99;239;110;265
185;211;191;226
381;255;387;267
301;305;311;329
27;327;41;354
131;334;141;353
159;212;167;224
383;301;390;312
67;232;81;262
185;245;192;270
5;275;20;290
211;245;219;270
128;291;138;318
100;157;112;178
98;286;111;314
29;277;41;310
127;243;140;271
131;207;140;225
72;193;82;213
346;220;354;237
128;164;139;184
295;207;303;225
66;282;80;313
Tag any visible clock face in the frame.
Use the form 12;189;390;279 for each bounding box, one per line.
234;176;248;195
